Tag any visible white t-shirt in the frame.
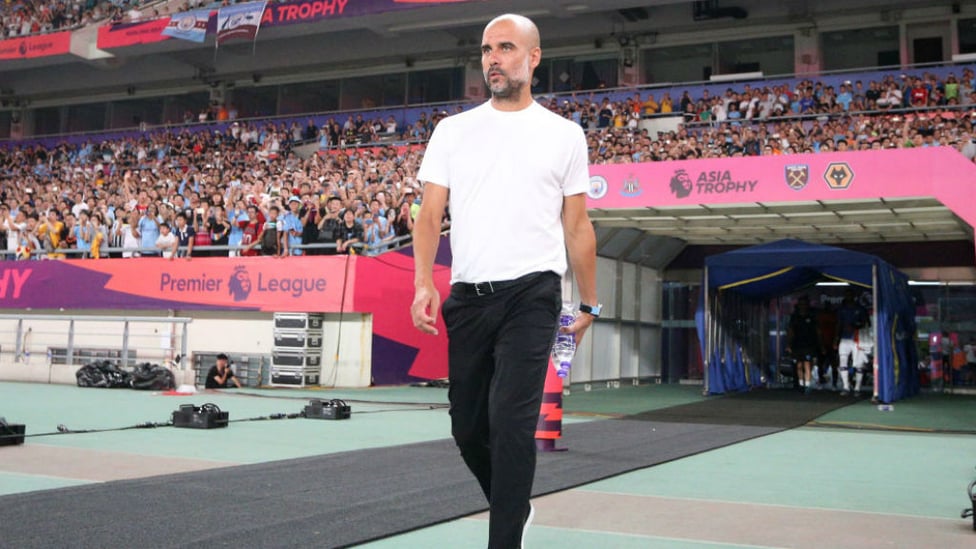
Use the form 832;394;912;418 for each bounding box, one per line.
3;219;25;252
121;222;141;257
156;232;178;259
417;101;590;284
964;343;976;364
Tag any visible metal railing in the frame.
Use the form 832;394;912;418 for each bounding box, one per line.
1;232;421;261
0;313;191;370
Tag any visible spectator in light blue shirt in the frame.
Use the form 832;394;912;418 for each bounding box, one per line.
837;84;853;111
281;197;304;255
73;210;93;256
363;214;383;253
226;201;249;255
138;205;161;256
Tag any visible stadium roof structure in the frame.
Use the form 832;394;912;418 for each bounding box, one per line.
0;0;930;102
591;196;970;257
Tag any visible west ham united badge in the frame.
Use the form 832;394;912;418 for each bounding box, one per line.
785;164;809;191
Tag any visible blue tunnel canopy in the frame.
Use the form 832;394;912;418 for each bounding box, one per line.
699;239;919;403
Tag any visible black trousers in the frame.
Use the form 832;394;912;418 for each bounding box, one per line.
441;271;560;549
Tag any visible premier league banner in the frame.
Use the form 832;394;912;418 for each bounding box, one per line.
0;245;455;384
162;9;211;43
217;1;267;45
0;256;353;312
0;30;71;60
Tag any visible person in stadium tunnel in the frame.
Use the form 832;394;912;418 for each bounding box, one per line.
835;289;869;396
786;295;821;394
411;13;597;549
963;337;976;386
817;301;839;390
847;315;875;397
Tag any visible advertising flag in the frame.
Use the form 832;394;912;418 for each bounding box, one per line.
216;1;267;45
161;9;211;43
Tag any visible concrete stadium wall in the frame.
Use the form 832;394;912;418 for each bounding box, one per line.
0;254;658;388
0;310;372;388
565;258;662;384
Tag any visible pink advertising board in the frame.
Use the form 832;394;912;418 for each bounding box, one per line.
586;147;976;238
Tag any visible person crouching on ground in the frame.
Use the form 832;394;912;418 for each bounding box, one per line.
205;353;241;389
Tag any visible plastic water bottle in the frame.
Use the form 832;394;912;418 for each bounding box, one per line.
551;303;576;378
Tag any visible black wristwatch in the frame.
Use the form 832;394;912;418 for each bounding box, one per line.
579;303;602;318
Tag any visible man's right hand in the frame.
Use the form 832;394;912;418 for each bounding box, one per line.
411;282;440;335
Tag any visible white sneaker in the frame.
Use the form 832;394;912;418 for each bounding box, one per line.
521;503;535;548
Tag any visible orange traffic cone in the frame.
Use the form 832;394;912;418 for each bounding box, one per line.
535;358;566;452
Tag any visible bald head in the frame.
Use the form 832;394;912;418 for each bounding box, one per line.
481;13;542;108
484;13;540;49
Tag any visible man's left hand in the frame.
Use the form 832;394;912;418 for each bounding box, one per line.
560;312;594;345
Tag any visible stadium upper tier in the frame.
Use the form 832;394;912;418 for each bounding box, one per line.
2;62;975;146
1;66;974;261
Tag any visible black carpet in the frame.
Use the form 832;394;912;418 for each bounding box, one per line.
0;391;844;548
628;388;855;428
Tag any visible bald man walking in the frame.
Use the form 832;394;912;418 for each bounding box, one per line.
411;13;598;548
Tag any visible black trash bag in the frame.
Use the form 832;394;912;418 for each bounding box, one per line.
76;362;107;388
130;362;175;391
76;360;131;388
102;362;132;388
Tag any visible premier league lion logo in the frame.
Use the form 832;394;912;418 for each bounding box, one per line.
669;169;693;198
228;266;252;302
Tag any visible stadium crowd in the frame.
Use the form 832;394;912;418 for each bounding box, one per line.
0;121;425;259
0;0;151;38
1;70;975;260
